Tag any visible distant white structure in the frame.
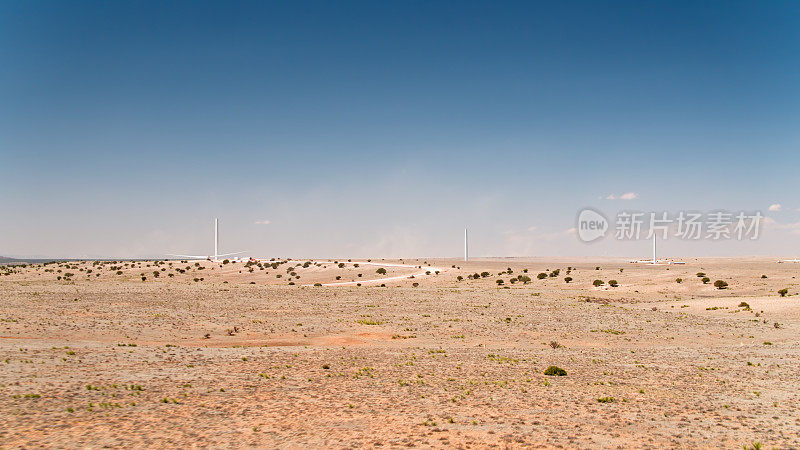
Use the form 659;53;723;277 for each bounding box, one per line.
169;218;246;261
652;234;657;264
632;234;685;265
464;228;468;262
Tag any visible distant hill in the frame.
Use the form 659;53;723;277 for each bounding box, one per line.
0;256;56;264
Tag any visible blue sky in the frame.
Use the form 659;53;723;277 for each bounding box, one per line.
1;1;799;258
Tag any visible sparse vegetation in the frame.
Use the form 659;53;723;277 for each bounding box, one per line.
544;366;567;376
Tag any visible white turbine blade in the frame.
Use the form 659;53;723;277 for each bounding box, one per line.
166;254;210;259
214;251;247;257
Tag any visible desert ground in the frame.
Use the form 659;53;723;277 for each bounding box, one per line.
1;256;799;448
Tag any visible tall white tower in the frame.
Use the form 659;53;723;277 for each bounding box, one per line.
214;218;219;261
464;228;468;262
652;234;656;264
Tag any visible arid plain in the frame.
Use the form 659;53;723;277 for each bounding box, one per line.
1;257;799;448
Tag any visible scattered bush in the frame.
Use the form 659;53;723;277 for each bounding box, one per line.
701;277;710;284
714;280;728;290
564;276;572;283
778;288;789;297
593;279;604;287
543;366;567;376
608;280;618;287
537;273;547;280
675;278;683;283
376;268;387;275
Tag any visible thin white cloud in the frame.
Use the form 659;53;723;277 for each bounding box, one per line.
768;204;782;212
254;220;271;225
619;192;639;200
764;217;800;234
604;192;638;200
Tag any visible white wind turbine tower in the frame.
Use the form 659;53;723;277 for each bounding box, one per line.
169;218;246;261
464;228;469;262
652;234;656;264
637;233;684;265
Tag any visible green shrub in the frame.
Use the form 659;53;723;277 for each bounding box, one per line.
778;288;789;297
714;280;728;290
564;276;572;283
701;277;710;284
537;273;547;280
675;278;682;283
593;279;604;287
376;268;387;275
543;366;567;376
608;280;618;287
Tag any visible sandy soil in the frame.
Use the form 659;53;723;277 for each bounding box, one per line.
1;257;799;448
